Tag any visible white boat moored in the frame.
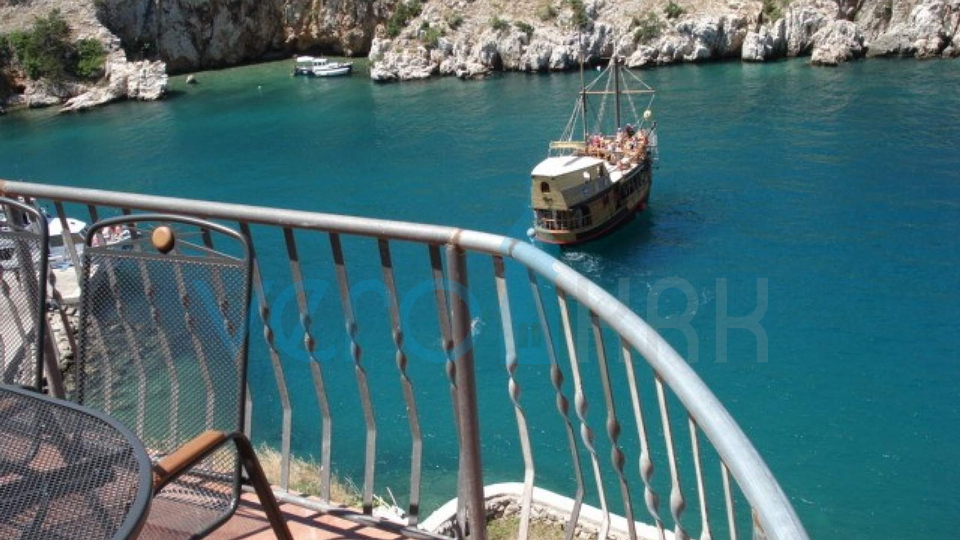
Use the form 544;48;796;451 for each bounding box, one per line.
293;56;353;77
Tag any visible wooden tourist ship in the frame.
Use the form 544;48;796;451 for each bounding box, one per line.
530;55;658;245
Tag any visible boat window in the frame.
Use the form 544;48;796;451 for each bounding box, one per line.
540;182;551;193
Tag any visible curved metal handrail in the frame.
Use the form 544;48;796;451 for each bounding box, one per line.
0;179;808;539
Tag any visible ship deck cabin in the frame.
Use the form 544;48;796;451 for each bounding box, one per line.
530;128;654;242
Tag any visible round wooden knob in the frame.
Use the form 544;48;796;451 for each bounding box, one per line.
152;226;175;254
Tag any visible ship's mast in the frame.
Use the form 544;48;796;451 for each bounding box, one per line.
614;55;621;130
579;28;587;142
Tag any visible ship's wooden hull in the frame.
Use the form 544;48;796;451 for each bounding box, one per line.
534;164;651;246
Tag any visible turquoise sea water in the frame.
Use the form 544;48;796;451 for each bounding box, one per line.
2;58;959;539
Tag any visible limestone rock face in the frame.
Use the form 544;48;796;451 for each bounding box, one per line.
96;0;391;73
783;1;834;56
0;0;170;111
62;54;168;112
742;19;787;60
811;19;866;63
866;0;959;57
618;14;745;67
4;0;959;94
369;38;437;82
22;80;75;108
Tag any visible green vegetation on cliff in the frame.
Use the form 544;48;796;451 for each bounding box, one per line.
387;0;424;38
514;21;535;38
632;12;665;43
0;10;106;82
761;0;789;21
536;3;558;21
665;1;686;19
420;23;444;49
0;34;12;68
565;0;589;28
491;16;510;32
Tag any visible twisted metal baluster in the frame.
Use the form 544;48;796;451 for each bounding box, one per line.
528;270;582;540
46;263;78;365
330;233;376;515
721;462;738;540
494;257;534;540
170;253;217;430
0;268;32;382
429;245;459;416
12;232;43;387
690;418;713;540
52;202;82;280
655;375;690;540
621;340;665;540
429;245;465;538
117;218;181;442
200;227;237;342
197;224;254;443
379;239;423;524
557;289;610;540
134;246;182;445
86;205;106;248
200;229;229;319
240;222;293;492
284;228;334;502
591;313;637;540
95;246;148;430
199;226;250;448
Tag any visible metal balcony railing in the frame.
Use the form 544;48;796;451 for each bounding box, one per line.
0;179;809;540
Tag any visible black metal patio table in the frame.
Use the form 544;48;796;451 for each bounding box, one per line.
0;384;152;540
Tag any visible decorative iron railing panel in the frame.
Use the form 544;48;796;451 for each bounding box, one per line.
0;179;808;540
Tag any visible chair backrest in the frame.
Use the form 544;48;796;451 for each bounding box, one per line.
74;214;252;535
0;196;48;390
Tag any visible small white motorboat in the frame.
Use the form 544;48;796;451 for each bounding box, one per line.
293;56;353;77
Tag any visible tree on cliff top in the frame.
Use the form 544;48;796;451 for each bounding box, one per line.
9;9;73;81
3;10;106;82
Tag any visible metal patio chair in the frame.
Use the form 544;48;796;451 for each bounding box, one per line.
0;384;153;540
73;214;292;540
0;196;48;390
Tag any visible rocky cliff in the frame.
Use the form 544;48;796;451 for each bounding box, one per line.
0;0;167;112
369;0;959;80
2;0;393;111
95;0;392;73
1;0;956;111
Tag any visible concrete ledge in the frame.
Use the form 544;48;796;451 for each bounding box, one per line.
421;483;671;540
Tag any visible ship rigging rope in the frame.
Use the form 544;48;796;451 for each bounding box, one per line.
592;67;615;134
560;99;582;142
623;69;658;131
626;89;640;129
557;61;659;144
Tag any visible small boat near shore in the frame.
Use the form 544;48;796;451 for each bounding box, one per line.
2;201;129;269
529;54;658;246
293;56;353;77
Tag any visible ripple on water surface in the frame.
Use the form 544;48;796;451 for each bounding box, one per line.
1;58;959;540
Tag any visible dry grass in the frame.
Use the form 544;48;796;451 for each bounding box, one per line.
257;445;362;508
487;516;566;540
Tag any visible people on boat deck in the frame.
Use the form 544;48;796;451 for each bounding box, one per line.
586;128;648;162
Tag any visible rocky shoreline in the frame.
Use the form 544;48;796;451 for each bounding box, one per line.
0;0;167;113
0;0;956;112
369;0;959;81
